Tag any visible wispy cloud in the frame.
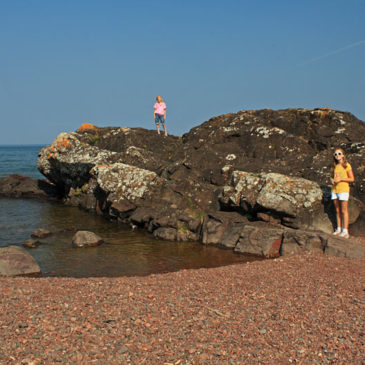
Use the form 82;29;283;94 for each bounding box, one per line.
298;40;365;66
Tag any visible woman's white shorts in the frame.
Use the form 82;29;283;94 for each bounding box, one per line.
331;192;349;201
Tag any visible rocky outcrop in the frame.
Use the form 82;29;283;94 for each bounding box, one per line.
35;109;365;259
0;175;59;199
0;246;41;276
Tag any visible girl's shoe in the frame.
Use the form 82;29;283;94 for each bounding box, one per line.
339;231;350;239
332;230;341;236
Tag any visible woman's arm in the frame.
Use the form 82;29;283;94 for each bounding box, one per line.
334;169;354;184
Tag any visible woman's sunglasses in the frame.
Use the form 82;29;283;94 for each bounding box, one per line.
334;152;342;157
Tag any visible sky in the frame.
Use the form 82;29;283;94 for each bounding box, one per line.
0;0;364;144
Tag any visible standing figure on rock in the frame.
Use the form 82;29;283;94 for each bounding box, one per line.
153;95;167;136
331;148;354;238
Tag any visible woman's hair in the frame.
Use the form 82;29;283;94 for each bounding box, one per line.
331;147;348;177
156;95;163;102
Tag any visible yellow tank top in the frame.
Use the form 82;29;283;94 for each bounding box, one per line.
332;163;352;194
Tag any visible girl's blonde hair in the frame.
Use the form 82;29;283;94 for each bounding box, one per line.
156;95;163;103
331;147;348;177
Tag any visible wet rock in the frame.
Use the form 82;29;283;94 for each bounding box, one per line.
31;228;52;239
234;225;284;258
72;231;104;248
0;246;41;276
153;227;177;241
23;239;42;249
130;208;156;227
109;199;136;220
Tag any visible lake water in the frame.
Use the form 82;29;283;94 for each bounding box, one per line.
0;145;262;277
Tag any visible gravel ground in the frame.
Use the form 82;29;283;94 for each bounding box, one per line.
1;253;365;364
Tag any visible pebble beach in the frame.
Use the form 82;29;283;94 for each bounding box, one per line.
1;253;364;364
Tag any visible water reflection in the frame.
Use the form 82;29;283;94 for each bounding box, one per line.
0;198;262;277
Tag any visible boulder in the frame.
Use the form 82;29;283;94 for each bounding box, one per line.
202;212;248;248
0;246;41;276
31;228;52;239
234;225;284;258
350;211;365;237
220;171;334;233
72;231;104;248
90;163;163;202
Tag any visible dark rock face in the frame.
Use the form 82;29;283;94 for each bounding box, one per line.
36;109;365;258
0;246;41;276
72;231;104;248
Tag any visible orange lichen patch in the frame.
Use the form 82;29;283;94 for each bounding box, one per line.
97;164;112;168
77;123;97;132
55;137;72;149
47;151;56;159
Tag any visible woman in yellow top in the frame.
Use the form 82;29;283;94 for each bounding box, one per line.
331;148;355;238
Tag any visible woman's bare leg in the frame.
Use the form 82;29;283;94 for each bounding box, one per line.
333;199;341;229
162;123;167;136
340;200;349;230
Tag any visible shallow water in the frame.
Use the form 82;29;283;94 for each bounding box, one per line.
0;198;261;277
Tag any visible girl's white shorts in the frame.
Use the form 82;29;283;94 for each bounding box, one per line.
331;192;349;201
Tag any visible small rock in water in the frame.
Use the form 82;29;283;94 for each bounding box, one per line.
23;239;42;249
31;228;52;239
72;231;104;248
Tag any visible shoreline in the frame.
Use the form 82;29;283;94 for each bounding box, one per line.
1;253;365;363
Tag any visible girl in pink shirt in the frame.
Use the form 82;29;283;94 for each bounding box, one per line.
153;95;167;136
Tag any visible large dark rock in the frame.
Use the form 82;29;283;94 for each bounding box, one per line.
0;246;41;276
35;109;365;258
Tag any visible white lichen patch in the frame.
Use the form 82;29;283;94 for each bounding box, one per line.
91;163;162;201
226;154;237;161
222;126;239;133
252;126;286;139
334;127;346;134
221;165;232;173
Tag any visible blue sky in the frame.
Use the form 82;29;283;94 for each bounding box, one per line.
0;0;364;144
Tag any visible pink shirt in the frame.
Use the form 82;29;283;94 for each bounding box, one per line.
154;102;166;115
